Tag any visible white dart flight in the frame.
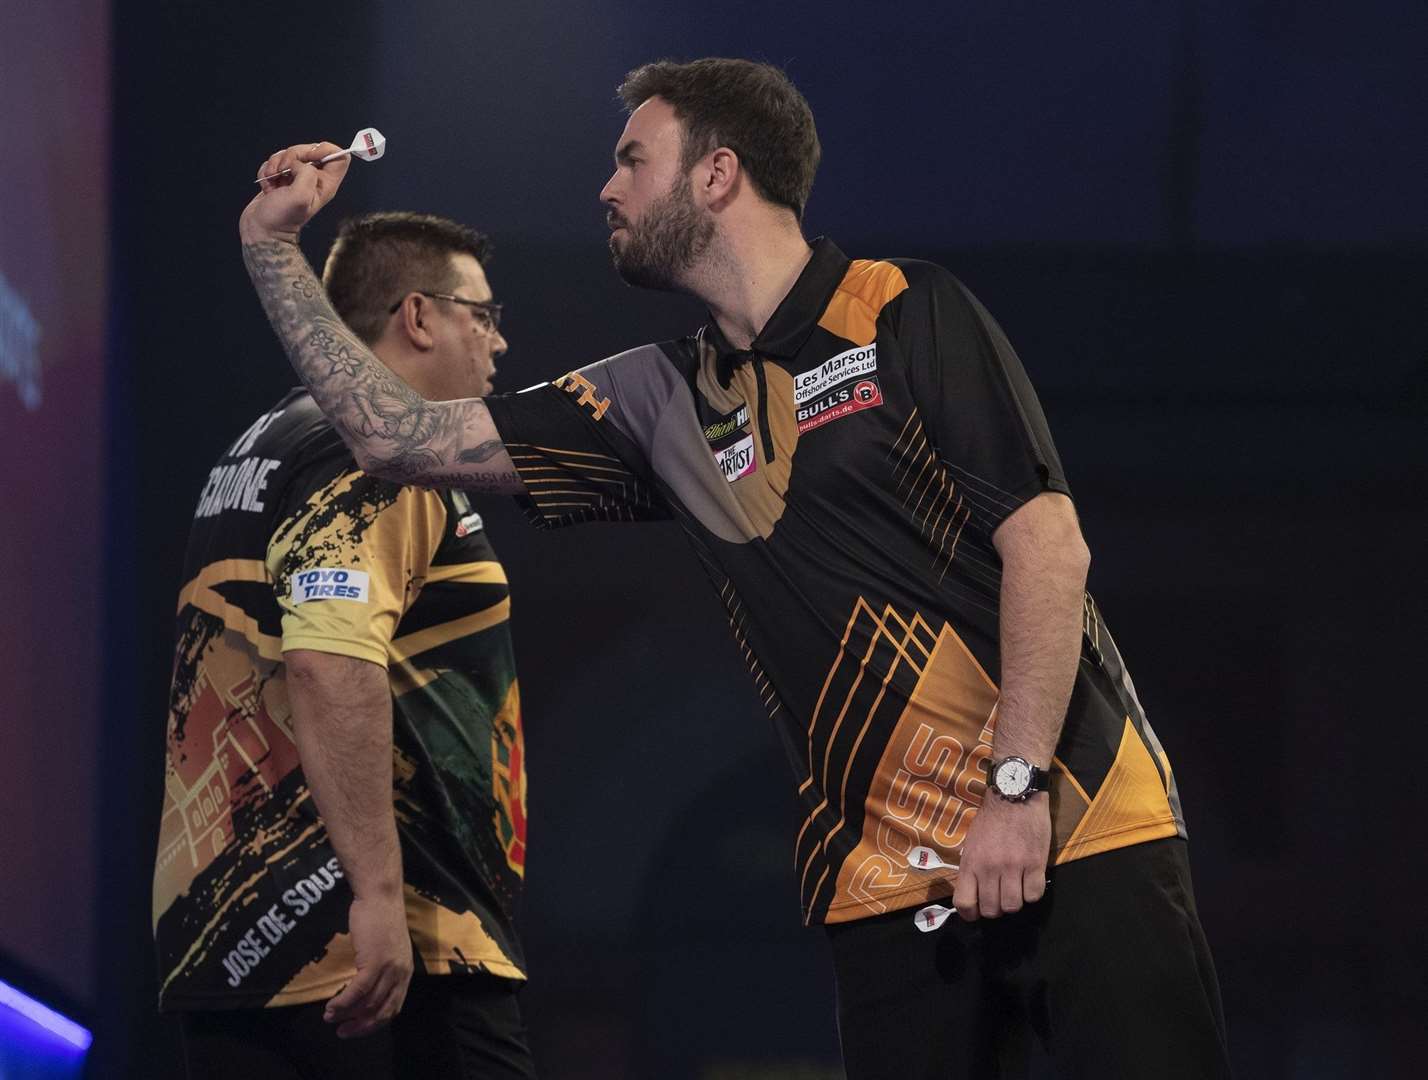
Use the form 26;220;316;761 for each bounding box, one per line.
906;846;958;872
913;904;957;933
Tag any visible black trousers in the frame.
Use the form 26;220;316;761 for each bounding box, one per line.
179;969;536;1080
826;838;1231;1079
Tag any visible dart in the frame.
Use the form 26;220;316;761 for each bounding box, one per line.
255;127;386;184
906;846;958;872
913;903;956;932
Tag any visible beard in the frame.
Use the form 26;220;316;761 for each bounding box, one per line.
608;176;714;292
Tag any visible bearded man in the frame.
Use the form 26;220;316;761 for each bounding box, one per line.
237;58;1230;1080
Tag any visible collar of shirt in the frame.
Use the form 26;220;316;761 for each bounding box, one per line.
707;237;851;388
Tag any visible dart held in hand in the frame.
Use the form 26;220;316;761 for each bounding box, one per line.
255;127;386;184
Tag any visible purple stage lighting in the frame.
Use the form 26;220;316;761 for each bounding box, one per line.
0;978;92;1052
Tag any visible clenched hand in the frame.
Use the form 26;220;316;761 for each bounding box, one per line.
240;141;351;245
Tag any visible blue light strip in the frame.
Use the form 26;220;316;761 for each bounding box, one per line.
0;979;92;1051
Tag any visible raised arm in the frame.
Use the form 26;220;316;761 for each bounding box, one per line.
238;142;520;492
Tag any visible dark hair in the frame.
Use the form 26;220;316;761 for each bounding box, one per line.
322;212;492;344
618;58;820;220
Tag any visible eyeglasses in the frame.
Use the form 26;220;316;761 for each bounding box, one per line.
388;291;503;332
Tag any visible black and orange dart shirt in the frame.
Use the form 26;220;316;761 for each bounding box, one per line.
484;238;1184;926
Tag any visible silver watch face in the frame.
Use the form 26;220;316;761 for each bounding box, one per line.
994;758;1033;796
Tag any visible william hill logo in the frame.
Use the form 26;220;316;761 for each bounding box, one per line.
703;405;749;442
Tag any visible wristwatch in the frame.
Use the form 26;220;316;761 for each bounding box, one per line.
988;756;1051;801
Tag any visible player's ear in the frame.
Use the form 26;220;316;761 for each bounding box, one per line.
393;293;436;351
701;147;740;207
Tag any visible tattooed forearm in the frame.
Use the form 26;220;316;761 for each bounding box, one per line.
457;440;507;464
241;239;518;492
242;240;444;465
422;471;523;491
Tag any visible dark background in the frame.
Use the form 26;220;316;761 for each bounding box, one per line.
5;0;1427;1077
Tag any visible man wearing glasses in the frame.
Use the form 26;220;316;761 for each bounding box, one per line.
153;212;536;1079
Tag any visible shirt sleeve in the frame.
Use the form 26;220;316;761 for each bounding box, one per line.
482;364;670;529
267;471;446;666
889;263;1071;534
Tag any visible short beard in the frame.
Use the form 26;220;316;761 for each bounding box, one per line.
609;176;714;292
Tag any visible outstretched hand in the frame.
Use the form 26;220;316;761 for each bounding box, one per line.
323;893;414;1039
240;141;351;245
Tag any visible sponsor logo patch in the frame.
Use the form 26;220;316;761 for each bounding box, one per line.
703;404;750;443
290;568;371;605
553;371;610;420
796;377;884;434
793;344;878;405
714;432;758;482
